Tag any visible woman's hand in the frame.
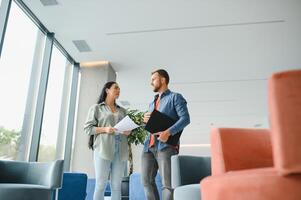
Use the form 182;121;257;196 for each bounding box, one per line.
96;126;116;134
104;126;116;134
122;131;131;136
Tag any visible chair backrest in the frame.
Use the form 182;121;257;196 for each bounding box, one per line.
85;178;111;200
58;172;88;200
0;160;29;183
211;128;272;175
269;69;301;175
129;172;162;200
0;159;64;188
171;155;211;187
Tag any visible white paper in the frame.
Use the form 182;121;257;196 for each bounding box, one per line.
114;115;139;133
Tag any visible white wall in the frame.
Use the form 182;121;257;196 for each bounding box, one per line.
116;0;301;163
71;63;116;177
70;1;301;174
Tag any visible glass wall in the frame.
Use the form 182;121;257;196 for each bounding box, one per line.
0;0;78;165
0;2;40;160
38;46;70;162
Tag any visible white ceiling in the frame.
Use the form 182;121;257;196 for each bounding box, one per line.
22;0;301;155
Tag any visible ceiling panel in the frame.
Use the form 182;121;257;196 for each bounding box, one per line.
21;0;301;147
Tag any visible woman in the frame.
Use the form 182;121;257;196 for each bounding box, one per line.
84;81;129;200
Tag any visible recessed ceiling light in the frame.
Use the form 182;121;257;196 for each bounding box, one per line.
80;61;109;68
40;0;58;6
72;40;92;52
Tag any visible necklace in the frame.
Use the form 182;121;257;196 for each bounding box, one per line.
108;104;117;113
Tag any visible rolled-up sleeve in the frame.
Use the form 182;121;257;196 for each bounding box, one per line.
84;105;98;136
169;94;190;135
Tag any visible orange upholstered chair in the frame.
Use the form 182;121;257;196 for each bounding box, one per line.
201;69;301;200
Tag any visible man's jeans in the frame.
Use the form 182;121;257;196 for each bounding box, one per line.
141;146;178;200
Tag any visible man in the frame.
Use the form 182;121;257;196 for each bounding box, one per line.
142;69;190;200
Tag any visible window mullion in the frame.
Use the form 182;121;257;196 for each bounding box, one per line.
0;0;12;58
29;32;54;162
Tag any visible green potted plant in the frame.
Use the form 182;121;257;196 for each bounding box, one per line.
121;109;147;199
126;109;147;174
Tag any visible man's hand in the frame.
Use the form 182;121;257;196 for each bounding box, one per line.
143;112;151;123
156;129;171;143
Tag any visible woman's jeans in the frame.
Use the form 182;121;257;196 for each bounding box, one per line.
93;150;126;200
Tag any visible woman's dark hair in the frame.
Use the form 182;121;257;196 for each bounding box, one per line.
89;81;117;150
97;81;117;104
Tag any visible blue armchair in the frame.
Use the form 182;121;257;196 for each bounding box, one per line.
129;172;162;200
171;155;211;200
0;159;64;200
85;178;111;200
58;172;88;200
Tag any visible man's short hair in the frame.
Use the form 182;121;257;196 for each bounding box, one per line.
152;69;170;84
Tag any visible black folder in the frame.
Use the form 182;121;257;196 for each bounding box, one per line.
145;110;182;145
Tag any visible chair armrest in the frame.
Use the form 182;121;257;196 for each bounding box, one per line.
171;155;211;188
211;128;273;175
27;160;64;189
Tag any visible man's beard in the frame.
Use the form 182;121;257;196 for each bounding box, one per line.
153;84;160;92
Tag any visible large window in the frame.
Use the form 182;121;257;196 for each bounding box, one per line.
0;0;77;164
38;46;70;162
0;2;40;160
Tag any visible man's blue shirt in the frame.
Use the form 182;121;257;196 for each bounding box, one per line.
143;89;190;152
